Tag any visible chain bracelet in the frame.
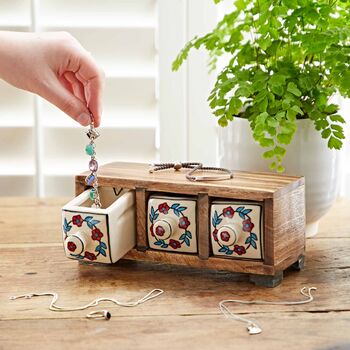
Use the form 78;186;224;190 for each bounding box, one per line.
84;117;101;208
149;162;233;181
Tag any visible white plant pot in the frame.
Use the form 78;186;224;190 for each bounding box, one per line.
219;118;340;237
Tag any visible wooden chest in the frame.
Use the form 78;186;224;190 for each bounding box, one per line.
66;162;305;287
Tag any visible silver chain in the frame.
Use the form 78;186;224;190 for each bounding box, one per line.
10;289;164;320
219;287;317;335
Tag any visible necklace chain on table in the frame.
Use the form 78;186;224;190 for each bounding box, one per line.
84;116;101;208
219;286;317;335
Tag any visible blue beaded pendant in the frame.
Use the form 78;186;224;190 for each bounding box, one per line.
85;174;96;186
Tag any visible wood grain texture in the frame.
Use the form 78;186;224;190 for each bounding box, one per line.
316;197;350;238
123;249;275;275
0;198;349;349
74;162;305;277
1;240;350;319
74;180;86;197
76;162;304;200
263;198;274;266
135;188;148;251
0;197;69;244
197;193;210;260
1;313;350;350
263;185;306;273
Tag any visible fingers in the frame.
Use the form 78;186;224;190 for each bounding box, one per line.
74;53;104;127
85;75;103;127
62;71;86;103
38;72;92;126
48;32;104;126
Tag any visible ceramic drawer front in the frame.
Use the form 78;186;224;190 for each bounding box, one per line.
210;201;263;260
62;189;135;264
147;196;197;253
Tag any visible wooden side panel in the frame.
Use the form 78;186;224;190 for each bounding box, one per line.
273;185;306;270
263;199;275;266
197;193;210;260
135;188;148;251
75;180;86;196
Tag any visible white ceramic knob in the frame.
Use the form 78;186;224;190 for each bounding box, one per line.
217;224;241;246
153;218;177;240
65;231;87;254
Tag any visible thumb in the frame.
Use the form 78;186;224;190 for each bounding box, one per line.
38;73;92;126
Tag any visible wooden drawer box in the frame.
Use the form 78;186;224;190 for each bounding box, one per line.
74;162;306;287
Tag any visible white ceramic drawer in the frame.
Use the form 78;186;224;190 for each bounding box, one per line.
210;201;263;260
147;195;197;253
62;188;135;263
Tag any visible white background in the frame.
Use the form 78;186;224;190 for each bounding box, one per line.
0;0;348;197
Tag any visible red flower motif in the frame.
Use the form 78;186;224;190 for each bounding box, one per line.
234;245;246;255
220;230;231;242
169;239;181;249
67;242;77;252
155;225;165;237
72;215;83;227
212;229;218;242
179;216;190;229
222;207;234;218
91;228;103;241
150;224;155;237
158;202;170;214
84;251;97;261
243;219;254;232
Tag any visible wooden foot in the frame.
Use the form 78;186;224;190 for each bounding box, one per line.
291;254;305;271
249;271;283;288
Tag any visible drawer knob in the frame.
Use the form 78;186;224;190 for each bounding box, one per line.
217;224;241;246
64;231;87;254
153;218;177;240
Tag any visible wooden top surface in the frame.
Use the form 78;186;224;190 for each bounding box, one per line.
76;162;304;199
1;197;350;349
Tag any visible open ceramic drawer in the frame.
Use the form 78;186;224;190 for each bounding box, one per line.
62;188;136;263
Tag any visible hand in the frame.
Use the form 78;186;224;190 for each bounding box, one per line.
0;31;104;126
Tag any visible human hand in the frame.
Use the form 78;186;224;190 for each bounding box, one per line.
0;31;104;126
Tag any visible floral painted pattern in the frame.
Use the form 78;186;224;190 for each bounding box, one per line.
63;214;107;261
223;207;235;218
243;219;255;232
91;228;103;241
84;251;97;261
72;215;84;227
149;202;193;250
212;206;258;256
158;202;170;214
67;241;77;252
234;245;246;255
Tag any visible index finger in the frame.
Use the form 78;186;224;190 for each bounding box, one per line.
74;52;104;127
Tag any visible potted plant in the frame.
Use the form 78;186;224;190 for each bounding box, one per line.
172;0;350;236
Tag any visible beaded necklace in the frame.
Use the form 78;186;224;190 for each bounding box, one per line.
84;117;101;208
